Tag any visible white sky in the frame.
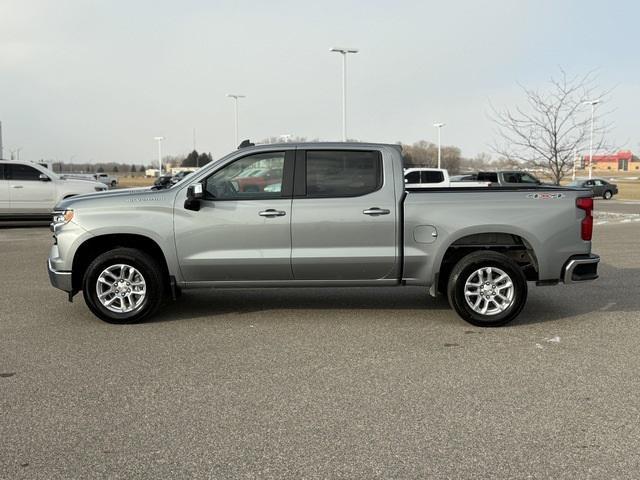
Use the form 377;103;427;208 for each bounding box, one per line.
1;0;637;164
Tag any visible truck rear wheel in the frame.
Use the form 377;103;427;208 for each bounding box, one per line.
82;247;165;324
447;251;527;327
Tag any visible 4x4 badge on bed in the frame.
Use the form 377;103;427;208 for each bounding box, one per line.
526;193;566;199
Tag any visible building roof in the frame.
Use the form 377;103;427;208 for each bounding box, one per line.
584;150;637;163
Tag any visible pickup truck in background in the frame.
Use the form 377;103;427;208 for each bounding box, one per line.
0;160;107;219
94;173;118;188
405;168;490;188
48;142;599;327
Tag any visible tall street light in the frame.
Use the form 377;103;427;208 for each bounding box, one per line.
583;99;600;179
330;47;358;141
226;93;246;147
433;123;446;169
154;136;165;176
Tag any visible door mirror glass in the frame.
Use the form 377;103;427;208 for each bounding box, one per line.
187;183;204;199
38;173;51;182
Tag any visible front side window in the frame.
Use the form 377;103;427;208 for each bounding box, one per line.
306;150;381;197
7;164;42;181
405;171;421;183
204;152;285;200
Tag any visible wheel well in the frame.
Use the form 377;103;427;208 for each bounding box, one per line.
72;234;170;291
437;233;539;294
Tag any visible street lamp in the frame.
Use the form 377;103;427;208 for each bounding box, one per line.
330;47;359;141
583;99;600;179
154;136;165;176
226;94;246;147
433;123;446;169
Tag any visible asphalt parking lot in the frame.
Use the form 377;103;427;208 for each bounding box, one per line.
2;203;640;479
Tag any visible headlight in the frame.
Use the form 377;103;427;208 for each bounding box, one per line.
95;186;107;191
52;209;74;227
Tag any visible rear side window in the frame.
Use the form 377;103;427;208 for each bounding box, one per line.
6;164;41;181
421;171;445;183
0;164;5;180
305;150;381;197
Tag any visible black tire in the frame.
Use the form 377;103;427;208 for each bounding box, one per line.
603;190;613;200
110;181;117;188
82;247;165;324
447;251;527;327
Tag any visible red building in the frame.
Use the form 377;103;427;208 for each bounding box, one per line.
581;150;639;171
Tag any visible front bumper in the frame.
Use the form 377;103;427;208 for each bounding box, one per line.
562;254;600;283
47;258;73;292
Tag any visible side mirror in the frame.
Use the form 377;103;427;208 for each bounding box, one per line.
184;183;204;211
39;173;51;182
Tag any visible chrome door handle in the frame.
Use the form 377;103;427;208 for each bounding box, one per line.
11;185;24;189
258;209;286;217
363;207;390;216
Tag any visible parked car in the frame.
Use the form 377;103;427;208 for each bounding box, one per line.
568;178;618;200
476;171;544;186
0;161;107;219
153;174;174;190
153;171;195;190
48;142;599;328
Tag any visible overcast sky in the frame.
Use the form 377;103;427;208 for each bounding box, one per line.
1;0;637;164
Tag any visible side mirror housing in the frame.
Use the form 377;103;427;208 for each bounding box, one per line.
39;173;51;182
184;183;204;211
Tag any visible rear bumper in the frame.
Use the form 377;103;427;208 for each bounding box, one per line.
562;254;600;283
47;258;73;292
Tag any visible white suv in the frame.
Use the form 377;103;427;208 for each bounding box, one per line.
0;161;107;219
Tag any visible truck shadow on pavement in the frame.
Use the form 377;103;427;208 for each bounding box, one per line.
150;262;640;327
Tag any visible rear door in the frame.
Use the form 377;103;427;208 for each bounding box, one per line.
0;164;9;214
7;163;56;214
290;149;398;280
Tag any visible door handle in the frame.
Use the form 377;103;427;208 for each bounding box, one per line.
11;185;24;189
363;207;390;216
258;209;286;217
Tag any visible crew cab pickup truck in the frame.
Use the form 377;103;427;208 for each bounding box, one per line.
48;142;599;327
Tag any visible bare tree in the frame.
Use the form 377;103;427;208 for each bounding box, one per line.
490;69;613;184
402;140;461;174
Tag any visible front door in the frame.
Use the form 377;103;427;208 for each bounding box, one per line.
6;163;56;214
174;150;295;282
290;149;398;280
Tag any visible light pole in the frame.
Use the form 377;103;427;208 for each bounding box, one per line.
154;136;165;176
583;99;600;179
330;47;358;141
433;123;445;169
226;94;246;147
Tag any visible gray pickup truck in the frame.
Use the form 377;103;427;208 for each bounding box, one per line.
48;142;599;327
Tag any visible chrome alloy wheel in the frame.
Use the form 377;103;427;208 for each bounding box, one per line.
463;266;515;316
96;264;147;313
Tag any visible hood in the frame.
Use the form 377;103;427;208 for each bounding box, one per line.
54;186;157;210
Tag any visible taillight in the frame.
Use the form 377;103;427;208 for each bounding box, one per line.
576;197;593;241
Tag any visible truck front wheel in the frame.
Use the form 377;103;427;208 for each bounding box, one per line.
447;251;527;327
82;247;165;324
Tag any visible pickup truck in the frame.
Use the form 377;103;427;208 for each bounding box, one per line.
47;142;599;327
